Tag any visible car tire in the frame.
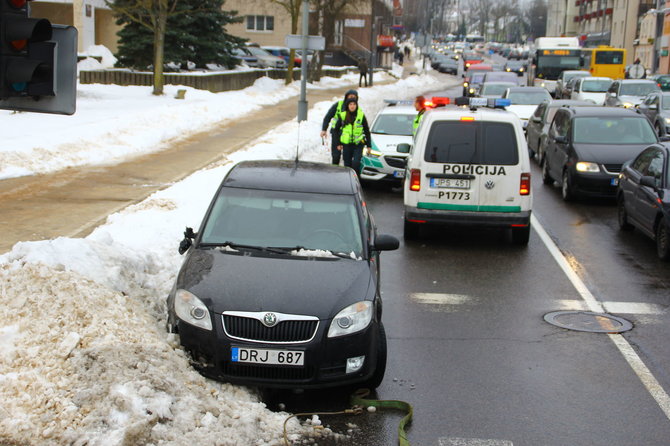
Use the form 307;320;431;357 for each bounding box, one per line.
404;218;420;240
362;323;387;390
561;169;575;201
541;158;553;185
617;196;634;231
511;225;531;245
655;122;665;137
656;217;670;260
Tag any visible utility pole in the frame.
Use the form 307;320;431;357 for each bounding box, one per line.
298;0;309;122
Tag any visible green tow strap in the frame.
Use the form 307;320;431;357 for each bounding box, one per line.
350;388;414;446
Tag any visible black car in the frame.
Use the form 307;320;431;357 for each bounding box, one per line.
166;160;399;389
618;144;670;259
542;106;659;200
504;60;525;76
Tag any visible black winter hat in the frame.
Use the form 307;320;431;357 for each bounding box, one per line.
344;97;358;108
344;89;358;99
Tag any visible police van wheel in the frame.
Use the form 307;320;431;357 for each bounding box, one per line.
511;225;530;245
403;219;420;240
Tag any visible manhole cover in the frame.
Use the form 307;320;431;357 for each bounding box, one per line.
544;311;633;333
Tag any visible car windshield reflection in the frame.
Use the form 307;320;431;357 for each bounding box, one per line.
572;117;657;144
200;188;364;257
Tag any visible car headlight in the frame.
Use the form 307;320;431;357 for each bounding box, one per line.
466;63;471;67
575;162;600;173
368;149;383;157
328;301;372;338
506;68;511;72
174;289;212;331
665;117;670;125
463;82;469;87
520;68;524;72
622;102;633;108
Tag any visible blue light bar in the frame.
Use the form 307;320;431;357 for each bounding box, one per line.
454;96;511;109
491;98;511;108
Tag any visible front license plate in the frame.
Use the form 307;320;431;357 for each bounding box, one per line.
231;347;304;366
393;170;405;178
610;178;619;186
430;177;471;189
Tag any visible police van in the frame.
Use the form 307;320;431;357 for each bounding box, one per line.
398;97;532;244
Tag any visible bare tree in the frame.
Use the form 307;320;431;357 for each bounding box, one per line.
268;0;302;84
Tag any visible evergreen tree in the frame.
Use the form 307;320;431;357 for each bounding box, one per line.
114;0;245;70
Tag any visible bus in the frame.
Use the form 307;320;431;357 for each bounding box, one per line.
529;37;582;96
581;46;626;79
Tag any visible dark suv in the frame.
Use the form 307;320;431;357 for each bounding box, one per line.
541;106;659;200
167;160;399;389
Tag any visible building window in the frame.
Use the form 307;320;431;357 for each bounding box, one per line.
246;15;274;32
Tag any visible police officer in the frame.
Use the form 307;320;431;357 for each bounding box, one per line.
320;89;359;165
413;95;427;136
334;97;371;175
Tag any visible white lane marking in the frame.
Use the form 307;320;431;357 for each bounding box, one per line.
411;293;473;305
532;214;670;421
439;438;513;446
557;299;665;315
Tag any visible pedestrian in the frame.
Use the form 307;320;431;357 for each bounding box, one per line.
334;97;371;176
413;95;427;136
358;58;368;87
404;45;410;59
398;51;404;65
320;89;359;165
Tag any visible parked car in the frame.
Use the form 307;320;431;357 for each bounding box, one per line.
245;46;287;68
502;86;552;131
542;106;658;200
167;160;399;389
361;102;415;182
526;99;593;163
261;46;300;67
636;91;670;136
604;79;660;108
463;51;484;70
650;74;670;92
437;58;459;74
617;143;670;259
555;70;591;99
232;47;259;67
478;81;517;99
570;77;613;105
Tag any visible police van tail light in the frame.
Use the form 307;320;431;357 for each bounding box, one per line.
409;169;421;191
520;173;531;195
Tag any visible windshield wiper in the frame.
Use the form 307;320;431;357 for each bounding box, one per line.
202;241;287;255
270;246;356;259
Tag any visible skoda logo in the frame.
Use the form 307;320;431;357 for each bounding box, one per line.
262;313;278;327
485;180;495;190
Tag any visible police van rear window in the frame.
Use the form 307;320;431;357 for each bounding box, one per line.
424;121;519;165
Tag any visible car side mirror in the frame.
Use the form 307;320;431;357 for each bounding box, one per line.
554;135;568;144
650;104;658;110
397;143;412;153
532;116;542;123
178;227;197;255
640;175;658;190
372;234;400;251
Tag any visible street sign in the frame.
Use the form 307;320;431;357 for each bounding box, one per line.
285;34;325;51
628;64;645;79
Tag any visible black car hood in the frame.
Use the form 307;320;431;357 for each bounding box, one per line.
178;249;374;319
572;143;651;164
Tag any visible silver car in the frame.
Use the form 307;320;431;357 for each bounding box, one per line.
604;79;660;109
246;46;287;69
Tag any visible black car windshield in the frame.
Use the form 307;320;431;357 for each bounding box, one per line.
481;83;515;96
507;90;552;105
620;83;659;96
372;113;414;136
572;117;657;144
200;188;363;257
581;79;612;92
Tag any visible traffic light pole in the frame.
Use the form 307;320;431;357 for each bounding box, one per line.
297;0;308;122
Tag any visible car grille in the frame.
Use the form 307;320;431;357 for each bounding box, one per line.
602;164;622;174
223;314;318;343
221;361;314;381
385;155;407;168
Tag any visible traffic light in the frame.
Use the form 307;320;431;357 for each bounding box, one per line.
0;0;77;114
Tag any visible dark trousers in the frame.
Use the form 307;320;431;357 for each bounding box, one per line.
342;143;364;175
330;133;341;165
359;72;368;87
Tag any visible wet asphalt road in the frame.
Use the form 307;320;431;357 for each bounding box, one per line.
261;81;670;446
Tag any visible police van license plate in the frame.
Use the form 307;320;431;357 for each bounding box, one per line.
431;178;470;189
231;347;304;366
